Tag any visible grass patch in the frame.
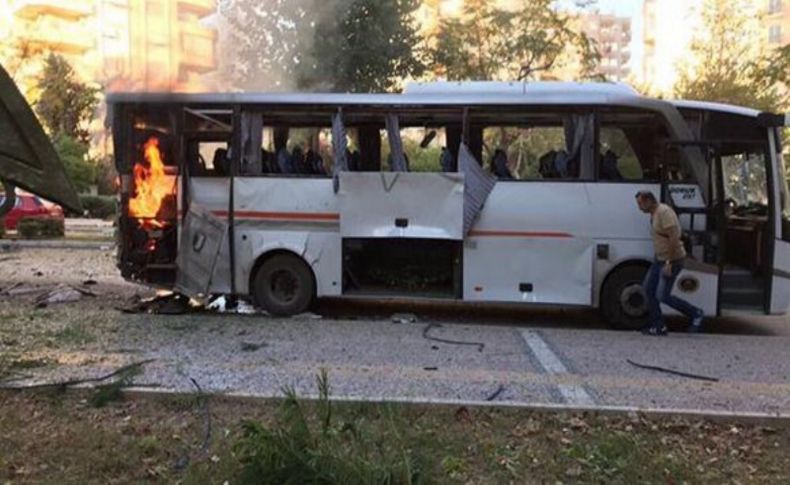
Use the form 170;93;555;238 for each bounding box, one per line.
0;386;788;484
51;323;95;346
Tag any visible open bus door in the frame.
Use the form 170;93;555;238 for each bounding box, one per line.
766;114;790;314
0;64;81;217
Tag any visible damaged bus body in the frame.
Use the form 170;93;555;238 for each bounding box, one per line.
108;82;790;328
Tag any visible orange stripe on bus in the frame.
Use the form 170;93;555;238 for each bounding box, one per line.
212;210;340;221
468;230;573;238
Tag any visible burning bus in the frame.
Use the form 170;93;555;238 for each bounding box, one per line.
109;83;790;328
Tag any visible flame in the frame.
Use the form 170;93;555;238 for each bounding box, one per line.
128;137;174;230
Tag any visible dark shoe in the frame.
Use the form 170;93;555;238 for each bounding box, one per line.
641;325;667;336
688;314;704;333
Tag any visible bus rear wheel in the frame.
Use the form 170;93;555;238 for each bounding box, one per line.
252;254;315;316
600;265;649;330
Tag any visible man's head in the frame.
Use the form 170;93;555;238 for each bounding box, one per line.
635;190;658;213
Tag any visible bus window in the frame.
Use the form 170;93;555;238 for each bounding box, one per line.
259;126;333;176
383;127;449;172
482;126;568;180
598;113;668;182
721;150;769;213
598;127;642;180
193;141;230;177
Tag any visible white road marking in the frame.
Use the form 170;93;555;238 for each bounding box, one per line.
520;329;595;406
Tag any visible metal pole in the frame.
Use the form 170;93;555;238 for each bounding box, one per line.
229;105;241;301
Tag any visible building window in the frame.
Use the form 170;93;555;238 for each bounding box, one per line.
769;24;782;43
768;0;782;15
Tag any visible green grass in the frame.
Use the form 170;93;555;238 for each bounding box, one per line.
1;383;788;484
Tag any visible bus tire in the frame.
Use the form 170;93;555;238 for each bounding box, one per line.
251;254;315;316
600;265;649;330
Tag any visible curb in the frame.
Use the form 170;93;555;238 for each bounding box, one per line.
0;239;114;251
121;386;790;426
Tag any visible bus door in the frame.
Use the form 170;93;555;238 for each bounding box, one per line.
768;120;790;314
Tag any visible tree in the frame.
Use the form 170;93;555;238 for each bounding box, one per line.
429;0;600;81
219;0;425;92
53;136;96;194
674;0;788;112
297;0;425;92
35;54;99;143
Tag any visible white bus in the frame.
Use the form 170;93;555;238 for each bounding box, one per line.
108;82;790;329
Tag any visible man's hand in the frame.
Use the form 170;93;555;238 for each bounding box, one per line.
662;261;673;277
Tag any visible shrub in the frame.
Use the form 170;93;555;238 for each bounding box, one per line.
67;195;117;219
234;370;427;485
17;217;65;239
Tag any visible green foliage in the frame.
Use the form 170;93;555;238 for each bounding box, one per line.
300;0;425;92
233;369;427;484
674;0;788;111
53;135;96;194
35;54;99;143
74;195;117;219
89;365;140;408
429;0;600;81
17;217;64;239
220;0;425;93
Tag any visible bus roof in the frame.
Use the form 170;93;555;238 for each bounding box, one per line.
669;99;761;118
105;81;652;108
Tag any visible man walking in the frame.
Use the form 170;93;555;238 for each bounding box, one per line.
635;191;704;335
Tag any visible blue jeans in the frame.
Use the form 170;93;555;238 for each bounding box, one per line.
643;260;703;329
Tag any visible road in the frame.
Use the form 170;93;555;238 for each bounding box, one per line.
2;247;789;416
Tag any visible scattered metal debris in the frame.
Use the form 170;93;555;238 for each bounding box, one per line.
35;284;96;307
422;323;485;352
0;359;155;390
240;341;268;352
423;366;438;371
626;359;719;382
391;312;417;324
485;384;506;402
119;292;195;315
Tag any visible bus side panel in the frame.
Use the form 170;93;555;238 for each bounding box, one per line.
464;236;593;304
770;240;790;314
231;177;340;297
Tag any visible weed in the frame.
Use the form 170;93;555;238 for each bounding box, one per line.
52;324;95;346
89;365;141;408
233;369;429;485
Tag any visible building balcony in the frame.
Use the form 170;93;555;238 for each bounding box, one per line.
179;24;217;73
177;0;216;17
12;0;92;20
24;19;94;54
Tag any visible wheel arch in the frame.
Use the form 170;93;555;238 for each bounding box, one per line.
247;249;318;300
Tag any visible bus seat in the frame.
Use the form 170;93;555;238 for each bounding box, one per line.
600;150;623;180
490;149;513;179
213;148;229;176
291;146;307;174
276;147;293;173
439;146;455;172
539;150;558;178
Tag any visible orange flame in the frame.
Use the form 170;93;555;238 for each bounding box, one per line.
128;137;174;230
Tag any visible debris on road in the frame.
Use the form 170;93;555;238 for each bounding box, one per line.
626;359;720;382
422;322;485;352
35;283;98;307
391;313;417;324
207;295;262;315
240;341;268;352
485;384;506;402
119;292;194;315
0;359;154;390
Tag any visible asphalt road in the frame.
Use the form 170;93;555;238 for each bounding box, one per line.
3;247;788;416
23;305;786;417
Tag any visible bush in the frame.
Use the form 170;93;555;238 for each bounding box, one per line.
69;195;117;219
17;217;65;239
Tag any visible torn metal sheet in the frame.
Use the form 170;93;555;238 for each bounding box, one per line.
175;204;227;297
458;143;496;235
338;171;464;239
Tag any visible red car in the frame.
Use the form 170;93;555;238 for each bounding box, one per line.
1;193;64;231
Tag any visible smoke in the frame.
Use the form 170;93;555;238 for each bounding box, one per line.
216;0;355;92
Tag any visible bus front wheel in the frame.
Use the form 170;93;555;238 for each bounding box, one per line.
252;254;315;317
600;265;649;330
